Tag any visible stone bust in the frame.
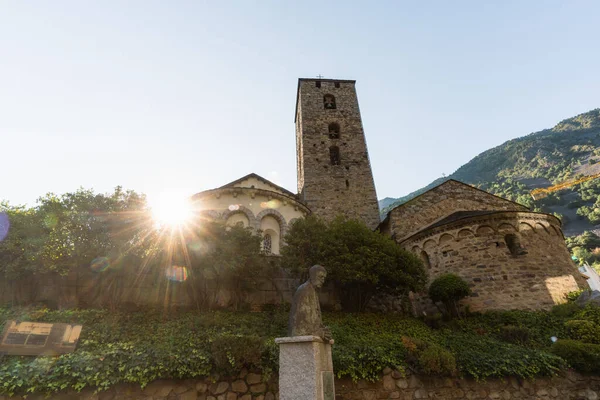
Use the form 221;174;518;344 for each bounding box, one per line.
287;265;332;341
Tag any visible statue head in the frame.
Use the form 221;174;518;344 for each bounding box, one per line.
309;265;327;289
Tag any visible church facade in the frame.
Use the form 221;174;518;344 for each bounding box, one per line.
191;78;584;312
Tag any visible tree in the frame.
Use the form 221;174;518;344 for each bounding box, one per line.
428;273;471;318
182;221;267;310
281;216;427;312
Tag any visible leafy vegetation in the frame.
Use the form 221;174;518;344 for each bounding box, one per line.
2;304;600;396
428;274;471;318
281;216;427;311
0;188;271;310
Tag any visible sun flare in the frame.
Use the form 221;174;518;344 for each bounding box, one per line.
149;192;193;228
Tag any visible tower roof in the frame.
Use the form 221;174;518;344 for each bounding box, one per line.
294;78;356;122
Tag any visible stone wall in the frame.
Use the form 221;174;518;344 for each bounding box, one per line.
401;211;586;313
381;180;528;242
295;78;381;230
6;369;600;400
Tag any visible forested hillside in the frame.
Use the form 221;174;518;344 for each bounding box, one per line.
381;109;600;238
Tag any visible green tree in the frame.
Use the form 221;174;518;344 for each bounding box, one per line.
183;221;267;310
281;216;427;311
428;273;471;318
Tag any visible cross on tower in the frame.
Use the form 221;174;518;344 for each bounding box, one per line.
316;74;324;79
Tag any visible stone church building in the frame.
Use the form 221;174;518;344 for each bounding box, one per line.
192;77;585;312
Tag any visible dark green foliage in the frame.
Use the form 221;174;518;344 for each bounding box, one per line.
210;333;266;374
402;337;457;376
446;333;565;380
565;320;600;344
428;274;471;318
282;216;427;311
551;340;600;374
499;325;530;345
551;302;582;319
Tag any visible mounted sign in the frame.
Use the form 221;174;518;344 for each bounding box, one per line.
0;321;82;356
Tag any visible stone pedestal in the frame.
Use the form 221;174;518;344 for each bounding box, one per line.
275;336;335;400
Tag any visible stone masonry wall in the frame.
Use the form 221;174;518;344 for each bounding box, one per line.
6;369;600;400
295;78;381;230
383;180;528;242
402;212;586;313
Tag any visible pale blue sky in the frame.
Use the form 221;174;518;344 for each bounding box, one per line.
2;1;599;206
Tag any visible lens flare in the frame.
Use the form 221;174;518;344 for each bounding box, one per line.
90;257;110;272
228;204;240;211
149;192;193;228
166;266;188;282
260;199;281;209
0;212;9;241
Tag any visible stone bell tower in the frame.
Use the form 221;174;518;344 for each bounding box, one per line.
295;78;380;229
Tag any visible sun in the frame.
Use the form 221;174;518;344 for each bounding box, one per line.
149;192;194;228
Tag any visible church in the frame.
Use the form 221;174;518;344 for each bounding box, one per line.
191;78;585;312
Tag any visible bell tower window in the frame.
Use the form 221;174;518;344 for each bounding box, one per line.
328;123;340;139
324;94;336;109
329;146;341;165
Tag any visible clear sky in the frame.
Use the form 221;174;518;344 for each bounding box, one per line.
2;1;599;206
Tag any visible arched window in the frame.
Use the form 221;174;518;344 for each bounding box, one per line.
505;234;527;256
263;234;272;254
420;250;431;269
328;123;340;139
324;94;336;109
329;146;341;165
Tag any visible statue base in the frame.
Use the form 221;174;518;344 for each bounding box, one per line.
275;336;335;400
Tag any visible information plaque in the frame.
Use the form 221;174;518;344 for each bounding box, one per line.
0;321;82;356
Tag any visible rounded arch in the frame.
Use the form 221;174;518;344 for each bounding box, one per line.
476;225;495;236
438;233;454;245
412;246;421;254
535;222;550;234
518;222;535;233
256;208;288;238
551;225;561;236
423;239;437;251
221;205;258;230
457;228;475;239
498;223;517;233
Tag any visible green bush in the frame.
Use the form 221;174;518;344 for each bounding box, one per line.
500;325;530;345
551;302;581;318
565;320;600;344
428;274;471;318
210;333;265;374
574;304;600;325
418;344;457;376
401;337;456;376
551;340;600;374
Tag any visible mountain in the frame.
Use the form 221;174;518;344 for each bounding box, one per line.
380;109;600;237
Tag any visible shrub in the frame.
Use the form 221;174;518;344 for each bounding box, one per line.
418;345;457;376
401;337;456;376
574;304;600;325
565;320;600;344
551;340;600;374
210;333;265;374
500;325;530;345
428;274;471;318
551;302;581;318
282;216;427;311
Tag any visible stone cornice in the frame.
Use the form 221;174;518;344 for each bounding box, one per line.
399;211;562;245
